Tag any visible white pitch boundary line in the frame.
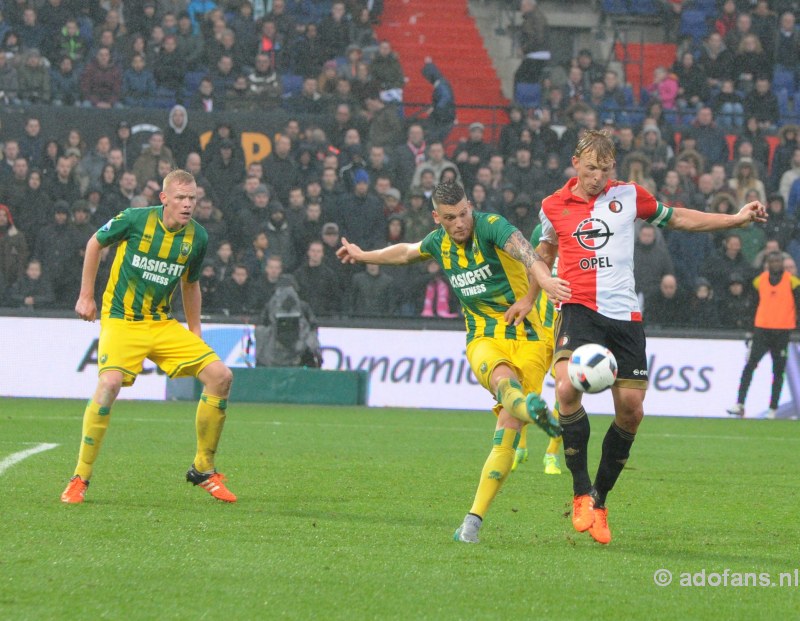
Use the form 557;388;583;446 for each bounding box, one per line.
0;443;59;476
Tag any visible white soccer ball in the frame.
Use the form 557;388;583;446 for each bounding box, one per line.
567;344;618;393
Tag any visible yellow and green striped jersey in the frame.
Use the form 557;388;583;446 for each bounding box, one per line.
97;206;208;321
419;211;542;344
531;223;557;330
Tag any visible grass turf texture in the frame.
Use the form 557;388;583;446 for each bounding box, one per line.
1;398;798;620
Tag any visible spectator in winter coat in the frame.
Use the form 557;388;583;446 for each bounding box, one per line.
634;222;675;303
80;47;122;108
122;53;156;107
645;274;688;327
17;48;50;104
0;52;19;104
34;201;75;307
217;263;255;316
364;89;403;148
689;107;729;168
645;66;678;110
50;56;80;106
0;203;29;290
247;53;282;109
349;263;396;316
717;272;756;330
152;34;187;93
370;40;405;96
687;277;720;329
514;0;550;86
262;135;300;206
132;132;174;190
7;258;54;309
701;233;754;295
165;105;201;171
317;1;350;61
421;59;455;144
339;169;385;250
55;18;85;65
293;240;342;316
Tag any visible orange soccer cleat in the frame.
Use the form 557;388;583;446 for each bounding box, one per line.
588;507;612;544
60;475;89;504
572;493;595;532
186;466;237;503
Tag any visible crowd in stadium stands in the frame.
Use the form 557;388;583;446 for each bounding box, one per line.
2;0;800;330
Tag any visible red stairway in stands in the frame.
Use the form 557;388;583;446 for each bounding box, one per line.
614;42;677;101
375;0;508;145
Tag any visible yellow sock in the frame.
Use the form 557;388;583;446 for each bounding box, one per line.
469;428;519;518
546;404;562;454
74;400;111;481
495;378;533;424
194;392;228;473
518;424;528;450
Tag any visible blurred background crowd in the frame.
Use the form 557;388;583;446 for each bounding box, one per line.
1;0;800;332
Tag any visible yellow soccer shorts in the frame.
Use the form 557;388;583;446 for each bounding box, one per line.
466;337;552;415
98;318;220;386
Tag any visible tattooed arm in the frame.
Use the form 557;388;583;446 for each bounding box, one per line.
503;230;542;268
501;230;543;325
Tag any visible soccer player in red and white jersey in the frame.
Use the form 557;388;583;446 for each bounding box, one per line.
532;130;767;544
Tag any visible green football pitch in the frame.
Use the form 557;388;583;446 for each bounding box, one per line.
1;398;798;620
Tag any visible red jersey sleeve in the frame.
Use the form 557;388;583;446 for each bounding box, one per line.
633;183;658;220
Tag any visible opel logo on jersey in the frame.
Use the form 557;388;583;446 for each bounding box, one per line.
608;200;623;213
571;218;614;250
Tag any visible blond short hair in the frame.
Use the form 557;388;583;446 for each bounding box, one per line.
573;129;616;163
162;169;195;191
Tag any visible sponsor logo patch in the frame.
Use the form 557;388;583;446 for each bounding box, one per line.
571;217;614;251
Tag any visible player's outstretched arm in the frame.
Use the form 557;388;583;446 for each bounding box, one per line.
336;236;425;266
75;235;104;322
669;201;767;232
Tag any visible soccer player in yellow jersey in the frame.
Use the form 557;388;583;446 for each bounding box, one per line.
512;223;563;475
337;181;560;543
60;169;237;504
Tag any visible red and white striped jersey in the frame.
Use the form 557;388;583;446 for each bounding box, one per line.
539;178;673;321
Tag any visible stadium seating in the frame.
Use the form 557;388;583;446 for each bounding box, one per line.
615;42;677;101
514;82;541;109
601;0;658;16
151;86;178;109
182;70;207;101
280;73;304;98
374;0;508;142
691;0;718;18
773;67;796;98
628;0;659;15
601;0;631;14
678;9;710;46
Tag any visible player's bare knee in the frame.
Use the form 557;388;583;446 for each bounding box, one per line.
219;365;233;393
497;409;523;431
96;372;122;401
615;401;644;432
555;377;581;412
202;362;233;396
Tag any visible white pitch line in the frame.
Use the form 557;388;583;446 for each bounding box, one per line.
0;443;59;476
